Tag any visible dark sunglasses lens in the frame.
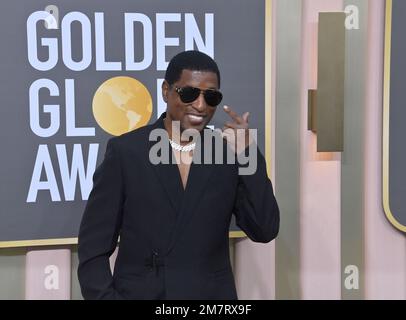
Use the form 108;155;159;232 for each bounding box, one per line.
179;87;200;103
204;90;223;107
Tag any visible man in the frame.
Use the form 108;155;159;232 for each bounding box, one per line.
78;50;279;300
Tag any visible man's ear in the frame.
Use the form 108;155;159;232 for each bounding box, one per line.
162;80;170;103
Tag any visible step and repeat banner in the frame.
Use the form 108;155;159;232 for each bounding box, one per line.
384;0;406;233
0;0;269;246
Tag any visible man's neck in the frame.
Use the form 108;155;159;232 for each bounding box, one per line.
163;118;195;146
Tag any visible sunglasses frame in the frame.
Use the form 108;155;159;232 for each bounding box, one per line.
174;86;223;107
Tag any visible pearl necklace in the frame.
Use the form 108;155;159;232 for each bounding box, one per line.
168;138;196;152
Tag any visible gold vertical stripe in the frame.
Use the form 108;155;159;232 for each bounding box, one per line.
383;0;392;227
265;0;272;176
382;0;406;232
274;0;301;299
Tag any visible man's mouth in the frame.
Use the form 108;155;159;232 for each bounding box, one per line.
186;114;206;125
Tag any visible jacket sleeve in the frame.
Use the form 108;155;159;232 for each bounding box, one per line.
77;138;124;299
233;145;280;243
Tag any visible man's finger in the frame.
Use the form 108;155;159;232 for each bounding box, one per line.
223;105;243;124
223;121;239;129
222;127;236;135
221;129;234;139
242;112;250;123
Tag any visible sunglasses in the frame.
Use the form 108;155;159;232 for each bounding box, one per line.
174;86;223;107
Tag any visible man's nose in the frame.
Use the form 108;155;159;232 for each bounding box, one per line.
192;92;206;111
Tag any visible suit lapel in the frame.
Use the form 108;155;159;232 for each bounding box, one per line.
150;158;184;216
148;114;184;217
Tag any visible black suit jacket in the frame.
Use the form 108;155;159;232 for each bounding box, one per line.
77;113;279;300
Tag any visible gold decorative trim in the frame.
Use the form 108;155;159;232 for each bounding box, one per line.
229;231;246;238
0;238;78;249
265;0;272;178
382;0;406;232
0;232;248;248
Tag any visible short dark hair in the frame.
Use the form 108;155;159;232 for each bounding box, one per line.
164;50;221;88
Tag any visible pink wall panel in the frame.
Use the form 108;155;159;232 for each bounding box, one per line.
25;248;70;300
300;0;343;299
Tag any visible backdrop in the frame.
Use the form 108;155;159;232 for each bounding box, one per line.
0;0;268;246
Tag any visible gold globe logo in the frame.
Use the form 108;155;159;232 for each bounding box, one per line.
92;76;153;136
